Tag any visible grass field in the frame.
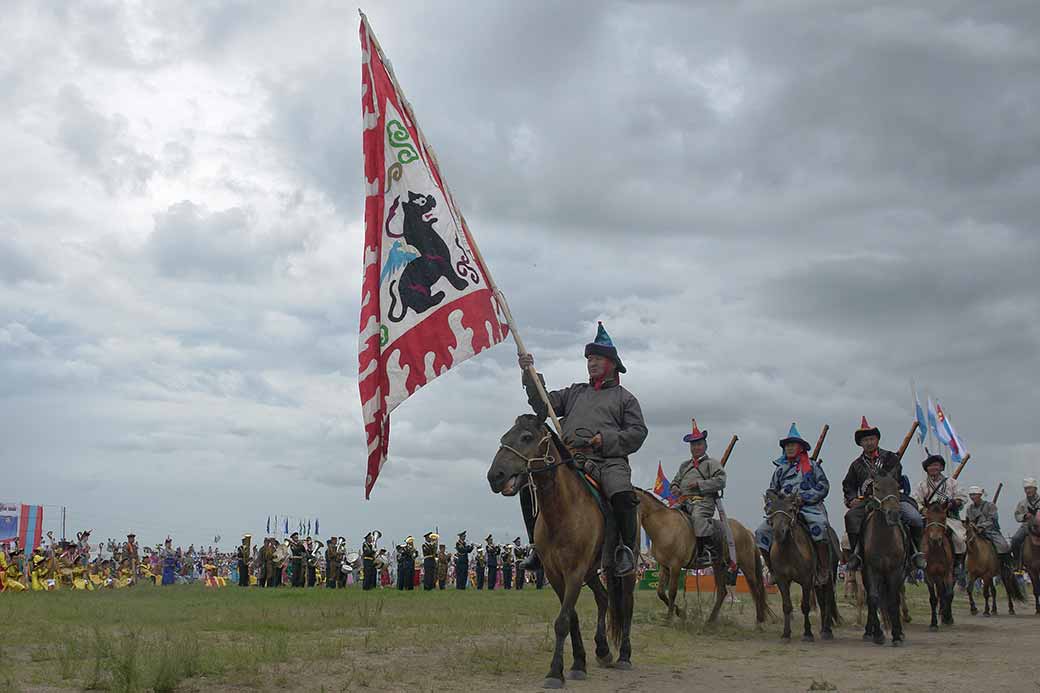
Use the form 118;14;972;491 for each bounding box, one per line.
0;581;1036;692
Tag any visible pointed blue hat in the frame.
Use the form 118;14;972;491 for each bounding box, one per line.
779;422;811;450
584;321;626;373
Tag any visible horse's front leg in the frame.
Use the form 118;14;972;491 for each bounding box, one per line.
942;576;955;625
586;575;613;668
927;580;939;631
864;570;885;645
817;583;834;640
778;579;793;640
886;576;904;646
800;581;814;642
544;581;580;688
967;574;978;615
567;608;587;680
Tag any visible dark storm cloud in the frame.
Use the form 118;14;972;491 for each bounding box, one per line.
2;1;1039;547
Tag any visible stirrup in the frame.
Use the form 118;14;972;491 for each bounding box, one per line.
614;545;636;577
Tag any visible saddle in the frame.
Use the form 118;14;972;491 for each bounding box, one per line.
543;427;618;568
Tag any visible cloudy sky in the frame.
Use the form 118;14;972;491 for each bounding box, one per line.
3;1;1038;551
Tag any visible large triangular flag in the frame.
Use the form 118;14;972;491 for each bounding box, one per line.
358;15;509;498
935;400;967;463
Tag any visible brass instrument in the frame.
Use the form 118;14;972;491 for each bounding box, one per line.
241;534;252;560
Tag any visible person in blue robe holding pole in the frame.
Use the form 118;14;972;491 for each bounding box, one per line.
755;423;833;584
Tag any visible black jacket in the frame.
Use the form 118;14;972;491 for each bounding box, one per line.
842;449;902;505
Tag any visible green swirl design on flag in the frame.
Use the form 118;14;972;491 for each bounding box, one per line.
386;120;419;165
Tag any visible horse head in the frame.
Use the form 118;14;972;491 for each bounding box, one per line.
487;413;547;496
765;490;800;544
924;501;949;547
868;472;901;526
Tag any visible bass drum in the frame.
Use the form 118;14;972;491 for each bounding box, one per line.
273;543;288;563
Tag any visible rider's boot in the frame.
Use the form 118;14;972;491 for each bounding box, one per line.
846;533;862;571
612;492;639;578
518;485;542;573
909;525;927;570
814;541;831;585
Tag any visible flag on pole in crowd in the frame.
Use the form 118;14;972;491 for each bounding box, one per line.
935;400;967;462
652;462;676;506
284;517;288;534
927;397;941;449
266;516;271;534
912;382;928;446
315;518;319;535
358;14;509;499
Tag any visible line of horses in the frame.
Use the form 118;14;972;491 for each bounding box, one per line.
488;415;1040;688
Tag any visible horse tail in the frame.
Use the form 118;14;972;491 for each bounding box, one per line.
828;579;844;626
751;546;776;623
1001;562;1026;602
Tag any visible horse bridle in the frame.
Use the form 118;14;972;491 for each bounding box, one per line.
497;434;561;477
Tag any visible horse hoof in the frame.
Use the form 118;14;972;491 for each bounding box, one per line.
543;677;564;689
984;612;991;618
873;635;886;646
970;609;978;616
929;625;938;632
802;634;814;643
595;655;613;668
862;632;872;642
892;639;904;648
782;634;791;643
821;631;834;641
613;660;632;671
567;670;587;681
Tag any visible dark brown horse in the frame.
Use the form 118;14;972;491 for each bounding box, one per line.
488;414;632;688
965;520;1025;616
860;473;906;646
1022;512;1040;614
634;487;772;626
922;502;955;630
763;490;840;641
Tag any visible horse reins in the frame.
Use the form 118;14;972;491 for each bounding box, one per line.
497;433;562;520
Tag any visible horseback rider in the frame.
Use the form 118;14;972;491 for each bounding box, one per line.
755;423;833;584
671;419;729;569
912;454;967;573
1011;478;1040;567
517;321;648;577
843;417;926;572
966;486;1013;571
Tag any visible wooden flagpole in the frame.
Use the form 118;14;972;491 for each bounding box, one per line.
810;424;829;462
359;12;563;437
895;421;920;461
719;435;738;467
993;482;1004;504
950;453;972;480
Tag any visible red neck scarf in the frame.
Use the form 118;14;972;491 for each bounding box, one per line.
790;450;811;474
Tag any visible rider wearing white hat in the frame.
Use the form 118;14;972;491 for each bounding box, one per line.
966;486;1013;570
1011;478;1040;567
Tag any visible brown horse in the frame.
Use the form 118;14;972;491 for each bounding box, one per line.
965;520;1025;616
763;490;840;641
488;414;632;688
860;473;906;646
1022;512;1040;614
922;502;955;630
634;487;772;626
